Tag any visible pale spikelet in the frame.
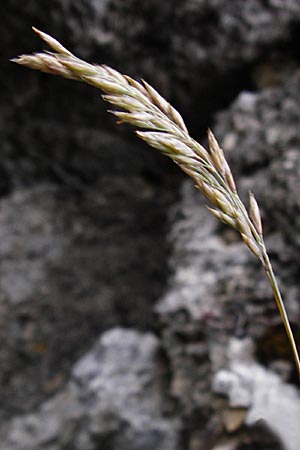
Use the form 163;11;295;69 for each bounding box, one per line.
142;80;171;112
11;53;77;79
85;75;130;94
196;180;220;206
60;58;100;77
102;95;146;112
241;233;261;259
102;65;128;84
207;207;237;229
236;214;253;241
213;190;235;215
224;168;237;194
249;192;263;235
142;80;188;133
207;128;225;174
136;132;195;158
32;27;72;56
207;128;237;193
111;111;158;129
124;75;149;96
189;139;211;163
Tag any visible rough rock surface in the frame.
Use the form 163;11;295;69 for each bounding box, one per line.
1;328;180;450
215;72;300;248
156;181;289;449
2;1;300;450
0;178;175;420
154;67;300;448
213;337;300;450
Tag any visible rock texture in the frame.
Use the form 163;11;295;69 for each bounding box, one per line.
155;68;300;448
213;337;300;450
1;328;179;450
2;0;300;449
0;181;175;419
215;73;300;248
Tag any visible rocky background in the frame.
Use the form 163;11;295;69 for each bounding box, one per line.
1;1;300;449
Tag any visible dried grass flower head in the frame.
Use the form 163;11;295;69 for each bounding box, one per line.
12;27;300;378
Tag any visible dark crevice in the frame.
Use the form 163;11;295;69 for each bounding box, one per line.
174;62;257;141
255;323;300;385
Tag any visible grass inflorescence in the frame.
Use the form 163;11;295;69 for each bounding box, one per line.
12;27;300;378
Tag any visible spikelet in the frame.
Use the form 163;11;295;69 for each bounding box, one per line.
241;233;261;259
208;128;225;174
32;27;72;56
142;80;188;133
249;192;263;235
207;207;237;229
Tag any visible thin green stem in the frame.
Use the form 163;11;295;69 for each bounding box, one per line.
261;246;300;379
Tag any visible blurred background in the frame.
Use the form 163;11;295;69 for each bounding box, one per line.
1;1;300;449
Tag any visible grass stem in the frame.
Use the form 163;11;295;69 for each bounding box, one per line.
262;246;300;378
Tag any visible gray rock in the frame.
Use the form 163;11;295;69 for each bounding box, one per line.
1;328;179;450
2;384;83;450
154;59;300;450
213;337;300;450
72;328;179;450
215;70;300;274
0;183;173;420
156;176;299;448
2;1;300;449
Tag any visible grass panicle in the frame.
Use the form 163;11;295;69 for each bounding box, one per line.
12;28;300;378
